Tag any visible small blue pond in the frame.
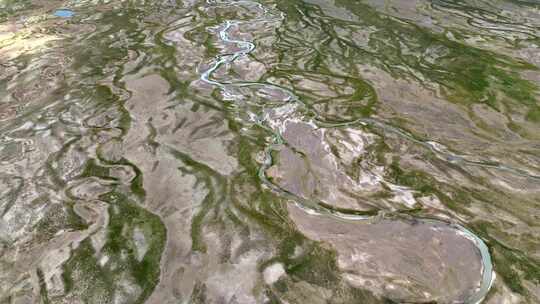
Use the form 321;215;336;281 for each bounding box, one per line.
54;9;74;18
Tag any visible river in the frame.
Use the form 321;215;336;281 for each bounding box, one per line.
1;0;539;303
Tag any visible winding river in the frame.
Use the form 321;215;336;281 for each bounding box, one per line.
200;1;495;303
2;0;540;303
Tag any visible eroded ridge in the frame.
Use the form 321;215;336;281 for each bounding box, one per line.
2;0;539;303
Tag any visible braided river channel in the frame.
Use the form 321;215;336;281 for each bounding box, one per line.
1;0;540;303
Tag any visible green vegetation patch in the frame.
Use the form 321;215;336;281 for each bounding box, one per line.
274;0;539;123
387;158;473;215
471;220;540;295
61;191;166;304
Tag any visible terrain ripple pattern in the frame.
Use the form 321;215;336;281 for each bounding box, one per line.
1;0;540;303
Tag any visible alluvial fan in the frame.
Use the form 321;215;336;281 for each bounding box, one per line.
0;0;539;303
